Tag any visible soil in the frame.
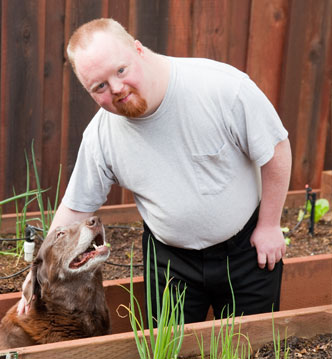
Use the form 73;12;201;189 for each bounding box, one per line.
1;207;332;357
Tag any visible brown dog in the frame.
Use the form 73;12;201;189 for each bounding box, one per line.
0;216;111;349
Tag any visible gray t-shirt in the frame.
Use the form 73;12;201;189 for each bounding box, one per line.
63;57;288;249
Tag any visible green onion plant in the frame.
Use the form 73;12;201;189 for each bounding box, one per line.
195;257;251;359
119;237;186;359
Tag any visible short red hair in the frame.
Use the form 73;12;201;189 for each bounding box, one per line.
67;18;135;73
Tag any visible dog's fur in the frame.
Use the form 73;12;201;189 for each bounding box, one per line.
0;216;111;349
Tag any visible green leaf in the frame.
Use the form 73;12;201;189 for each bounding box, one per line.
314;199;329;223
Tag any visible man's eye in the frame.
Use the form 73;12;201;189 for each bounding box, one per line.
118;67;125;74
98;83;106;89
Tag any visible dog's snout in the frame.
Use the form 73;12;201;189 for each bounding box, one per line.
86;216;101;228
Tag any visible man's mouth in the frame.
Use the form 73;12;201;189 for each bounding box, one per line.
118;93;131;103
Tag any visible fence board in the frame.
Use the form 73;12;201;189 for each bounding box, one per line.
0;0;331;213
279;0;332;190
0;0;46;212
136;0;169;54
167;0;194;57
60;0;107;193
246;0;289;107
41;0;66;205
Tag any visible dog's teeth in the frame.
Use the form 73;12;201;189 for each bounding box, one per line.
93;244;98;250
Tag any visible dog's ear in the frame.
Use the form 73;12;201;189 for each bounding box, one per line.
23;258;41;304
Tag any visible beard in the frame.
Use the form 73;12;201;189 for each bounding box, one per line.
113;87;148;118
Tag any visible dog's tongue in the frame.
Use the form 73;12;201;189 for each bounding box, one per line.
70;252;94;268
69;246;109;269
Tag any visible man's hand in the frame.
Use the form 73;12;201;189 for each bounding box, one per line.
250;224;286;271
17;271;33;315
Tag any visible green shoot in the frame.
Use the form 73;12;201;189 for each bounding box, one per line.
195;257;251;358
272;304;290;359
118;237;186;359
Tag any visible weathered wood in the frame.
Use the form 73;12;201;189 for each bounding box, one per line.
283;188;320;208
226;0;251;72
191;0;251;67
0;0;331;212
0;0;46;213
192;0;230;61
320;170;332;206
167;0;194;57
1;305;331;358
279;0;332;189
1;255;331;334
41;1;66;204
135;0;169;54
0;203;141;234
280;254;332;310
247;0;289;107
60;0;107;192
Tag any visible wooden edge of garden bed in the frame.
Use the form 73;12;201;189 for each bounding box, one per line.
0;188;325;234
2;304;332;359
1;254;331;336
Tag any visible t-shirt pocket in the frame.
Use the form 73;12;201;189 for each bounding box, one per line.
192;143;235;195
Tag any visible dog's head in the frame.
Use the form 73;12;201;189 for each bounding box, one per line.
23;216;110;304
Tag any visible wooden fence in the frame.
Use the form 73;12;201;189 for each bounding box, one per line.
0;0;331;213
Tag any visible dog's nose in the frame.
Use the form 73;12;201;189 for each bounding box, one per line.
86;216;101;228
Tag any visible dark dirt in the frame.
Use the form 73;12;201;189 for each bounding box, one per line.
254;333;332;358
1;207;332;358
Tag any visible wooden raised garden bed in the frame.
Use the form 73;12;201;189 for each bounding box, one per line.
0;254;331;358
0;173;332;358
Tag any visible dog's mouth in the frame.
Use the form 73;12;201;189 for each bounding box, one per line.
69;233;109;269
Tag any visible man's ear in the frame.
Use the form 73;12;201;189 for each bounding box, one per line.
134;40;144;56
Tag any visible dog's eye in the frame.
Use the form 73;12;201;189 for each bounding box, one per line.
56;231;65;239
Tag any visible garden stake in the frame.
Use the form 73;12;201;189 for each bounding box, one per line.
305;185;316;236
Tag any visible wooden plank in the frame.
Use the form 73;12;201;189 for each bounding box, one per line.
2;305;332;358
181;305;332;356
284;188;320;208
192;0;230;61
41;0;66;202
60;0;107;192
0;0;45;213
321;170;332;206
191;0;250;67
135;0;169;54
226;0;251;72
0;203;142;234
1;255;331;330
166;0;194;57
280;254;332;310
279;0;332;190
108;0;130;28
246;0;289;107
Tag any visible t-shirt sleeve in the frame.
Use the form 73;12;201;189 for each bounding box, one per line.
62;130;115;213
229;77;288;167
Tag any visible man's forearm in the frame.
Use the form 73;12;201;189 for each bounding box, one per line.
48;202;94;234
258;138;292;227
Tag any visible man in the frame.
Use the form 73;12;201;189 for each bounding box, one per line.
20;18;292;323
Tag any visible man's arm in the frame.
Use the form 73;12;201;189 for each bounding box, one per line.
250;138;292;270
48;202;94;233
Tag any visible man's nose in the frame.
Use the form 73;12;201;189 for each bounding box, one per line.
110;78;124;94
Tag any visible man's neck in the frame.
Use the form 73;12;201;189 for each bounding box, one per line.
143;49;171;116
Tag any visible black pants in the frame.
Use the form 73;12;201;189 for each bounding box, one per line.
142;207;283;324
